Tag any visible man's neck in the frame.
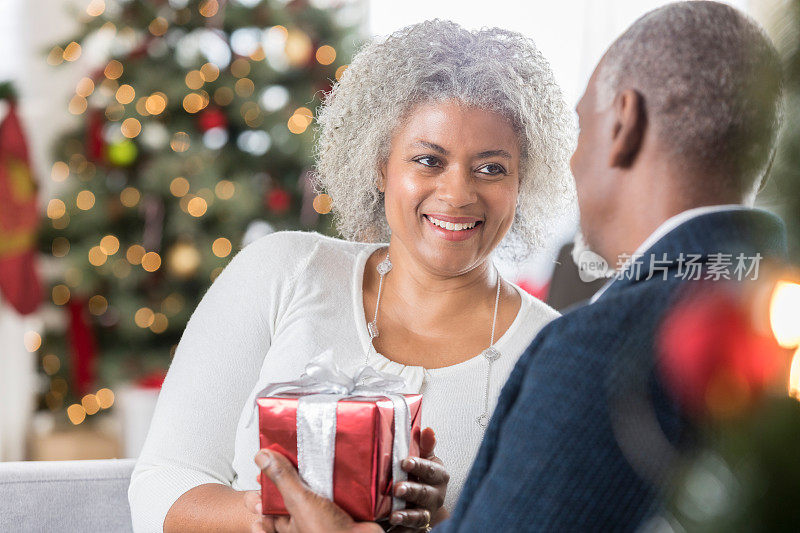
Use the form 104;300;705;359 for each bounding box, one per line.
603;170;746;265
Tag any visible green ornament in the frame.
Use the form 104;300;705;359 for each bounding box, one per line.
107;139;138;167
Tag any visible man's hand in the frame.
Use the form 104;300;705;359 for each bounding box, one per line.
246;449;382;533
389;427;450;531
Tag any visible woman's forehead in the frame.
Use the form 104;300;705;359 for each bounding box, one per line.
393;101;520;152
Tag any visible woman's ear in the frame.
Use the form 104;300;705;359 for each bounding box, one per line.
377;166;387;193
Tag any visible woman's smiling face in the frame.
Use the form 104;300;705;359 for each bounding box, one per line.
380;100;521;275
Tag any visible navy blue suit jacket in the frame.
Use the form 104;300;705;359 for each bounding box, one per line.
437;209;787;532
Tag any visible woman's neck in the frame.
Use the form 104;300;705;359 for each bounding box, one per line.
368;240;498;332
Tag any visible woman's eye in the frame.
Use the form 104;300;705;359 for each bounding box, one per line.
477;163;507;176
414;156;441;168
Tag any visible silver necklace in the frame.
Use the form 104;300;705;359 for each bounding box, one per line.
367;250;502;428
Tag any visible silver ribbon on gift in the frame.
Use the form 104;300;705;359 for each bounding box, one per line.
246;351;412;511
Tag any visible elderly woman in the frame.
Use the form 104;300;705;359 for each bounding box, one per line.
128;19;574;533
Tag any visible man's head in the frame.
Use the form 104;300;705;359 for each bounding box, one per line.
571;1;783;264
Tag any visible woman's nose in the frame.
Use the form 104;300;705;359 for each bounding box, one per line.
436;166;477;207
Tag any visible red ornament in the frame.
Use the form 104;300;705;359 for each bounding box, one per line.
516;278;549;302
67;298;98;398
266;188;291;214
136;370;167;389
197;107;227;132
86;110;105;163
657;284;786;418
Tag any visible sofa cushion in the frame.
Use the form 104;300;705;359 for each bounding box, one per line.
0;458;136;532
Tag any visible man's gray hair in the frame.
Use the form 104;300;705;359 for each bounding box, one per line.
313;20;576;260
596;1;783;193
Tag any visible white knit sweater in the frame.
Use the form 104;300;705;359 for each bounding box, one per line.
128;231;559;532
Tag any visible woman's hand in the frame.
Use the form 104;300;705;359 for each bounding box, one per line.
244;486;276;533
388;427;450;532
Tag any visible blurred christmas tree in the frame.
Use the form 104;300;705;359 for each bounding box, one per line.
37;0;364;423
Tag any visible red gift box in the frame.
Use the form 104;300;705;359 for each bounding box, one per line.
258;392;422;521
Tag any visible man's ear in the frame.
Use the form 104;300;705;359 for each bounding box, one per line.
608;89;646;169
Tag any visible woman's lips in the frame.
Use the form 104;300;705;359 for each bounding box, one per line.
423;214;483;242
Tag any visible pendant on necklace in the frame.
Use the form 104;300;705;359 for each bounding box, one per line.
377;256;393;275
367;320;379;339
481;346;501;362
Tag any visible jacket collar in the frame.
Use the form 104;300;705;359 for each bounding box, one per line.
594;208;787;301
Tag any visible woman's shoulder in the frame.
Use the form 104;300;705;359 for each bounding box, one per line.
239;230;380;275
243;230;366;260
513;282;560;326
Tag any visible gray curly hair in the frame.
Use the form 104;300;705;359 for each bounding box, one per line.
314;19;576;260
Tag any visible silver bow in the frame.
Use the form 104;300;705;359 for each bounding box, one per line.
247;351;412;511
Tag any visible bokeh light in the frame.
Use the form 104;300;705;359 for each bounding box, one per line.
100;235;120;255
215;180;235;199
171;132;191;152
88;246;108;266
42;354;61;375
76;77;95;97
76;190;96;210
116;84;135;104
146;93;167;115
150;313;169;334
121;117;142;138
170;177;191;197
141;252;162;272
126;244;146;265
199;0;219;17
67;404;86;425
52;284;70;306
88;295;108;315
63;42;82;62
315;45;336;65
82;394;101;415
230;57;251;77
24;331;41;352
69;96;88;115
51;161;69;182
47;199;66;219
185;70;205;90
120;186;141;207
149;17;169;36
96;388;115;409
201;62;220;82
187;196;208;217
313;193;333;214
86;0;105;17
135;307;155;328
104;60;123;79
212;237;232;257
770;281;800;348
52;237;70;257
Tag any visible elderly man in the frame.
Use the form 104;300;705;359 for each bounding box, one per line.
249;2;787;531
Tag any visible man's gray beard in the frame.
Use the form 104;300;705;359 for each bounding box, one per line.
572;230;614;281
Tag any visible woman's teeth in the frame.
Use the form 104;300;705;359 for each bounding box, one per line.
426;215;478;231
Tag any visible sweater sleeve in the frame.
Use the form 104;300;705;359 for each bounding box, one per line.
127;231;319;533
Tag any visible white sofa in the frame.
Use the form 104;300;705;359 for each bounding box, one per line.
0;458;136;532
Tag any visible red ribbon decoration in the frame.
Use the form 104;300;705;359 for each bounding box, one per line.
67;298;98;398
0;100;42;315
